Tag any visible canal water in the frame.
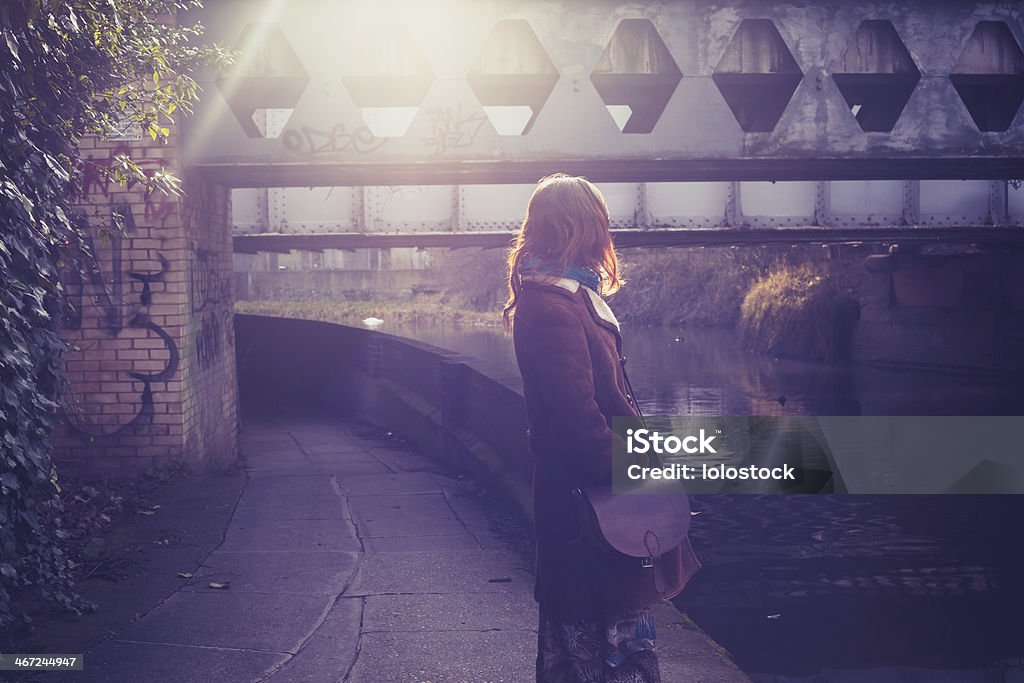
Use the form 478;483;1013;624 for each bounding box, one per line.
384;321;1024;679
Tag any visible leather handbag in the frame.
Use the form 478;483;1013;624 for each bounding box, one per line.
571;474;692;568
570;357;692;571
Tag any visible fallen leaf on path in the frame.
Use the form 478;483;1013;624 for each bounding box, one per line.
208;581;230;589
177;572;193;579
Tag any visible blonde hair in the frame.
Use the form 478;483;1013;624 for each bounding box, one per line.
502;173;623;331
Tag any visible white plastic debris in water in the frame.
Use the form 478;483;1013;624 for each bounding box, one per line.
362;317;384;327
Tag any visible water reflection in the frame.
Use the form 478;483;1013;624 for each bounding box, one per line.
384;322;1024;417
680;494;1023;676
620;326;859;416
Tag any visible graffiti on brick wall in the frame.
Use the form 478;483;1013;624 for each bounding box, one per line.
191;248;232;370
61;205;179;439
63;231;124;334
191;248;232;313
195;313;223;370
80;144;176;227
181;178;233;370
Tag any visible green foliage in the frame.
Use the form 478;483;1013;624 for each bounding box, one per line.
0;0;228;630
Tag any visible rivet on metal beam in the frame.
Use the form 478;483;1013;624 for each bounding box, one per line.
725;181;740;227
635;183;650;229
353;186;365;232
452;185;462;232
815;181;831;226
902;180;920;226
989;180;1008;227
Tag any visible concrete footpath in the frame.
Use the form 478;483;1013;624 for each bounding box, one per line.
58;418;749;682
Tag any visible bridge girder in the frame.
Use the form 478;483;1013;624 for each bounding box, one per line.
184;0;1024;186
232;227;1024;253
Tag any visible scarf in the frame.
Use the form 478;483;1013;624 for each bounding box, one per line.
520;256;602;292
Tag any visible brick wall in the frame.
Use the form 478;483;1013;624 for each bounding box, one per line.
181;177;238;471
53;129;238;475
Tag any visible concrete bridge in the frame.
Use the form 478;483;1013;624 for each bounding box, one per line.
58;0;1024;488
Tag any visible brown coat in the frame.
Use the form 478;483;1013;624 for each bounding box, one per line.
513;277;701;621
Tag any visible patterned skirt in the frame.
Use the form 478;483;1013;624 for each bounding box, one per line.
536;607;661;683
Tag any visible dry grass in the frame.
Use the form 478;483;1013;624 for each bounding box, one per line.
739;264;860;361
611;248;762;326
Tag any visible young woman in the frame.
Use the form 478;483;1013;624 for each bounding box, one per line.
504;174;700;682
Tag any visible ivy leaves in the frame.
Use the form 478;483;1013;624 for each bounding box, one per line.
0;0;228;631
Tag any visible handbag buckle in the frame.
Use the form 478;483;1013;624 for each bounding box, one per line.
641;556;654;568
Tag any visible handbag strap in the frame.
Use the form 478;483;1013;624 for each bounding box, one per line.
619;355;647;429
622;358;675;585
620;354;662;468
645;531;667;592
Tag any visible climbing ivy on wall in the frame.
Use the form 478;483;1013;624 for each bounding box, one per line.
0;1;229;629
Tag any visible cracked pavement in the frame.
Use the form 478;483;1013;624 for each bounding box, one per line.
44;418;747;682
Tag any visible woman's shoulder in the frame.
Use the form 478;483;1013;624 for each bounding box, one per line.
515;282;587;330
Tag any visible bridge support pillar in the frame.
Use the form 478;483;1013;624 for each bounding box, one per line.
53;131;238;476
854;251;1024;371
